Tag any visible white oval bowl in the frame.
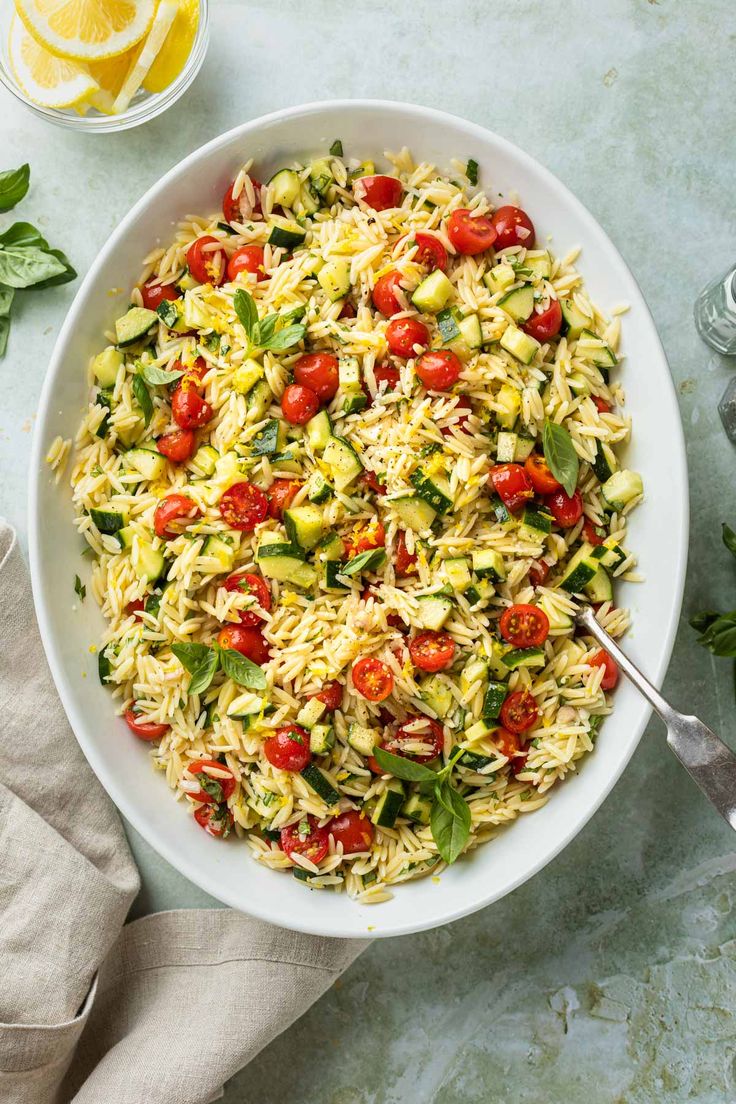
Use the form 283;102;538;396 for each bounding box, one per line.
29;101;688;939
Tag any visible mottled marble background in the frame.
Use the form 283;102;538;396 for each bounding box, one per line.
1;1;735;1100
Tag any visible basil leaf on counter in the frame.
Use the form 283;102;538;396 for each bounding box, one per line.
0;245;67;288
0;163;30;212
723;523;736;560
171;643;220;696
542;420;579;497
220;648;267;689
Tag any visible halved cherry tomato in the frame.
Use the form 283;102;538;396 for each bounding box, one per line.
219;481;268;531
223;177;262;223
353;174;403;211
217;624;270;665
372;271;404;316
281;383;319;425
267;478;301;519
338;301;357;319
416;349;462;391
153;494;200;539
223;571;271;627
280;815;329;863
489;463;534;512
500;691;539;734
524;453;561;495
490;205;535;250
441;396;473;436
124;707;169;741
126;598;146;618
157;428;196;463
352;657;394;701
172;386;213;430
293;353;340;402
309;680;343;712
593;396;613;414
186;759;236;804
395;530;417;576
545;489;583;528
493;727;523;760
590;649;619;690
408;231;448;272
344;518;385;557
387;613;410;633
373;363;401;393
499;603;550;648
227;244;267;283
409;630;456;672
447;208;498;255
186;235;226;286
194;804;233;837
523;299;562;342
362;469;387;494
140;279;180;311
386;317;429;358
264;726;311;772
328;810;374;855
582;519;604;546
528;559;551;587
176;355;209;391
386;716;444;764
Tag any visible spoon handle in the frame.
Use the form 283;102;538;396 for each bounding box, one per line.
575;606;736;831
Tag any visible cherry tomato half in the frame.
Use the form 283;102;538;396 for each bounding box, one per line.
157;428;196;463
395;530;417;576
523;299;562;343
172;386;213;430
264;726;311;772
409;630;456;673
373;363;401;392
353;174;403;211
447;208;498;255
493;727;524;761
281;383;320;425
528;559;551;587
499;603;550;648
372;271;404;317
352;656;394;702
217;624;270;665
524;453;561;495
344;518;385;558
140;279;180;311
386;317;429;358
409;231;448;272
338;301;357;319
441;396;473;437
186;759;236;805
489;463;534;512
267;478;301;520
223;571;271;627
227;244;267;283
280;815;329;864
362;469;387;495
223;177;262;223
328;810;374;855
194;803;233;837
293;352;340;402
124;707;169;741
126;598;146;618
590;649;619;690
415;349;462;391
386;716;444;764
153;494;200;539
593;396;613;414
545;489;583;528
582;519;604;546
490;205;536;250
309;680;343;712
500;691;539;735
219;481;269;531
186;235;226;286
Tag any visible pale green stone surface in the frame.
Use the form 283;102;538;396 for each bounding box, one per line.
1;1;735;1100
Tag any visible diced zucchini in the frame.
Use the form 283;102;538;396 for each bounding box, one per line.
601;470;643;511
515;436;536;461
267;216;307;250
536;592;574;633
502;647;546;670
306;470;333;504
309;158;333;197
251;419;287;457
584;567;613;603
92;346;123;387
318;258;351;301
402;791;433;825
412;269;453;313
444;556;472;592
232;359;264;395
348;723;376;757
306;409;332;452
559;541;600;592
482;681;508;721
437;306;460;344
90;507;127;534
486;639;512;680
268;168;301;208
392;495;436;532
370;780;405;828
593;538;626;570
592;440;618;483
296;182;320;217
496;431;518;463
323;560;350;590
301;763;340;805
132;538;165;583
347;160;375;182
309;723;336;755
499;324;539;364
464;719;496;743
460;656;487;696
484;263;516;295
322;435;363;490
420;674;454;718
464;580;495;609
115;307;157;347
246;379;273;424
126;448;166;481
202;534;236;573
315;531;344;562
338;355;361;390
256;542;317;588
498;286;535;323
296;697;327;729
489;493;514;528
560;298;592;340
472;549;506;581
495;382;521;430
117;525;134;549
448;313;483;357
416;593;453;631
190;444;219;477
452;744;495;772
156;298;188;333
524;251;552;279
283;504;324;551
343;392;367;415
518;505;553;543
410;469;453;515
578;328;617;368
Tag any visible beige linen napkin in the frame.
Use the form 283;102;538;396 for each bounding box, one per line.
0;520;365;1104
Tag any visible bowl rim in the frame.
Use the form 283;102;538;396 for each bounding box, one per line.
28;99;689;937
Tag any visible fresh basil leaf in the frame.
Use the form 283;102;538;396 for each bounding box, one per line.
195;774;224;803
255;312;279;345
372;746;438;783
689;610;720;633
542;420;579;497
220;648;267;689
723;523;736;560
0;285;14;316
73;574;86;601
0;315;9;357
0;245;67;289
341;548;387;576
280;304;306;324
0;224;76;288
696;611;736;656
233;288;258;340
466;158;479;186
98;647;112;684
430;780;471;864
261;323;306;352
0;164;30;212
141;363;185;386
132;374;153;427
329;139;343;157
171;643;220;696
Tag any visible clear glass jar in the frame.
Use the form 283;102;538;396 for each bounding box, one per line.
694;262;736;356
0;0;209;133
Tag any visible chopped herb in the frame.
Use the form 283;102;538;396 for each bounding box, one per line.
195;774;224;803
74;574;86;601
466;158;479;186
329;139;344;157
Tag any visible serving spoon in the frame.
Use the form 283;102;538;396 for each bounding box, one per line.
575;606;736;830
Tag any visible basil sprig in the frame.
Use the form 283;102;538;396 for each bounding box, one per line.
542;420;579;497
140;362;185;386
0;164;29;212
172;641;267;696
233;288;306;353
132;374;153;427
341;548;386;576
372;745;470;864
691;523;736;679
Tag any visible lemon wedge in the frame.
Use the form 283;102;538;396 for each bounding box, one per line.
111;0;177;113
14;0;155;62
142;0;197;92
87;42;140;97
8;13;99;107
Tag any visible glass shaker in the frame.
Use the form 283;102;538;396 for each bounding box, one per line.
694;263;736;356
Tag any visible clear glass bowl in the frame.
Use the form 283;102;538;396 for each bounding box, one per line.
0;0;208;132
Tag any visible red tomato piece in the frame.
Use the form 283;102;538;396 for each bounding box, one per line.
281;383;319;425
126;598;146;618
227;244;267;283
386;613;409;633
223;571;271;627
394;530;417;577
309;680;343;712
545;489;583;528
194;803;233;837
373;363;401;392
176;355;209;390
353;174;403;211
372;271;404;316
386;317;429;358
171;386;213;430
362;469;387;495
590;649;619;690
523;299;562;342
328;810;374;855
217;624;270;665
264;725;311;772
352;657;394;702
441;395;473;436
267;478;301;520
339;301;357;319
293;352;340;402
186;235;226;286
344;518;385;558
409;630;456;673
500;691;539;735
582;519;604;546
524;453;561;495
447;208;498;255
489;463;534;512
490;205;536;250
593;396;613;414
409;231;448;272
280;815;329;863
186;759;236;805
499;603;550;647
124;707;169;741
219;481;268;531
494;727;524;761
140;279;180;311
528;559;551;587
415;349;462;391
157;428;196;463
153;494;200;539
386;716;444;764
223;178;262;223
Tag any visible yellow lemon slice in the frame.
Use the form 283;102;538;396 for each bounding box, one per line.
142;0;197;93
8;13;99;107
14;0;155;62
111;0;177;113
87;42;140;96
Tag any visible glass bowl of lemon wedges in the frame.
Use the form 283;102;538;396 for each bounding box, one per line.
0;0;208;131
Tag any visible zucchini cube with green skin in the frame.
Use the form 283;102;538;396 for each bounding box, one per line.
444;556;472;592
601;470;643;512
420;674;454;718
267;216;306;250
592;440;618;482
202;534;237;573
301;763;340;806
315;531;344;563
306;470;333;504
90;507;127;534
494;383;521;430
232;359;264;395
460;656;488;697
268;168;301;208
558;541;599;592
309;724;335;755
309;158;333;197
283;504;325;551
499;323;540;365
156;298;189;333
348;723;376;757
584;566;613;604
126;448;167;481
392;495;436;533
577;329;617;368
250;419;286;457
484;263;516;296
486;639;512;679
524;251;552;280
451;743;495;771
322;435;363;490
318;259;351;302
92;346;123;387
256;542;317;588
306;409;332;452
412;269;453;313
518;505;553;544
502;646;546;670
593;539;626;570
189;444;219;478
410;469;453;514
447;314;483;359
498;286;535;323
402;791;433;825
370;780;405;828
416;593;453;631
482;681;508;721
131;538;165;583
296;697;327;729
246;380;273;424
472;549;506;581
323;560;350;590
115;307;157;347
560;298;592;339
